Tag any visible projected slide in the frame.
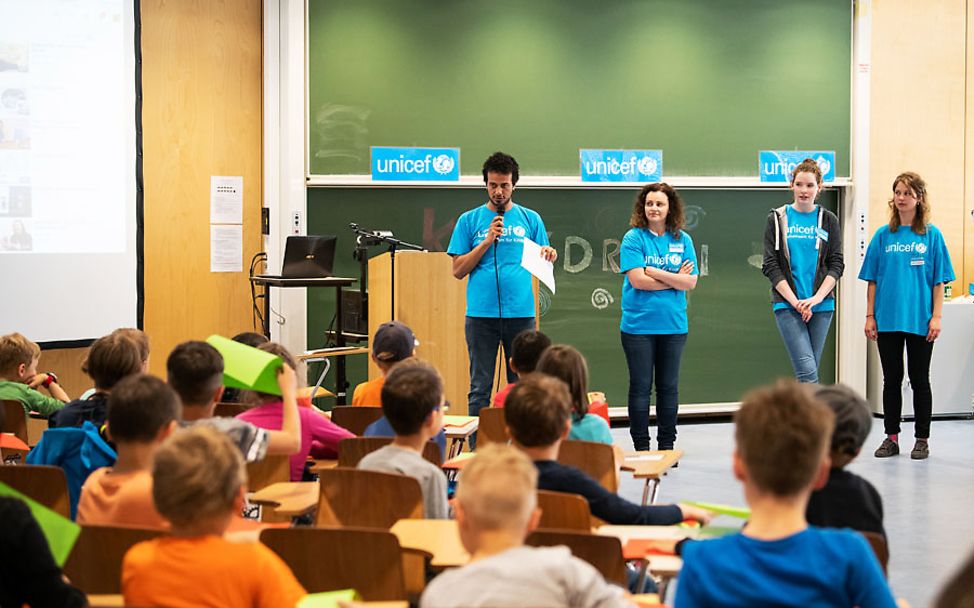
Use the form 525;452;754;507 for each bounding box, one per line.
0;0;138;342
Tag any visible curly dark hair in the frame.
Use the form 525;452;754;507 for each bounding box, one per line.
629;182;685;237
482;152;519;185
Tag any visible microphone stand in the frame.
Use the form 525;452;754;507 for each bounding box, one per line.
349;223;425;321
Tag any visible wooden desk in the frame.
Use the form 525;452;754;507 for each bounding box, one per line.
309;458;339;472
390;519;469;569
86;595;123;607
248;481;318;518
442;416;478;458
597;524;688;597
621;450;682;505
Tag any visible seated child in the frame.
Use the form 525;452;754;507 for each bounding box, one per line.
935;545;974;607
77;374;179;528
536;344;612;444
505;373;709;526
806;383;886;539
675;379;897;608
121;426;306;607
358;360;449;519
0;332;69;416
221;331;269;403
237;342;354;481
77;328;150;401
352;320;417;406
166;340;301;461
0;496;86;607
50;330;144;429
420;444;630;608
493;329;551;407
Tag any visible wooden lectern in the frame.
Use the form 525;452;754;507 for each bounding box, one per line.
368;251;471;413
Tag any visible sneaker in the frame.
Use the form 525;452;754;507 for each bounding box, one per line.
911;439;929;460
874;438;899;458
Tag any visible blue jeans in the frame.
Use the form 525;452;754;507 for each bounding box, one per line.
773;308;834;383
621;332;688;451
465;316;535;447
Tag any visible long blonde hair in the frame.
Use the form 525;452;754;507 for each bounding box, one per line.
888;172;930;234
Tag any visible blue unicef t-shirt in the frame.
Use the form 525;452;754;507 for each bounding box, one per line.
619;227;697;334
773;206;835;313
447;203;550;318
676;527;897;608
859;224;955;336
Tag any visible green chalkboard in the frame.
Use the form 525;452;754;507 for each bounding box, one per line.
306;187;838;405
307;0;851;177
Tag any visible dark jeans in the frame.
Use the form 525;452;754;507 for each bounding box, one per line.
465;316;535;448
621;331;688;451
877;331;934;438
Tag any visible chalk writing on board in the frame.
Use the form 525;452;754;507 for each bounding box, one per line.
684;205;706;231
747;242;763;269
603;239;621;272
563;236;593;273
699;244;709;276
311;103;371;168
538;285;553;317
591;288;614;310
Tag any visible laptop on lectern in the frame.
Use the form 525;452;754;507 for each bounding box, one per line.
263;235;337;279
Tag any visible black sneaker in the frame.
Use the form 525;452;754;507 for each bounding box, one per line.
911;439;929;460
874;438;899;458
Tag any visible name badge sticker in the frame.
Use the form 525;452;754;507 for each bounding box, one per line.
669;243;685;253
910;258;925;266
816;228;829;241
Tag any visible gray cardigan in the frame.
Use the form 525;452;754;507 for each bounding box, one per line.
762;204;844;306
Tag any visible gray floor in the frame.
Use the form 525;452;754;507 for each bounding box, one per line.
610;418;974;608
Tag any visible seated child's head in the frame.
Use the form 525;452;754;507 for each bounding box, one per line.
254;342;301;403
107;374;180;446
111;328;151;372
166;341;224;409
0;332;40;382
509;330;551;376
380;359;444;438
82;331;144;392
232;331;269;348
504;373;573;448
734;379;835;498
152;425;245;532
535;344;588;421
814;384;872;469
372;321;418;372
455;443;540;550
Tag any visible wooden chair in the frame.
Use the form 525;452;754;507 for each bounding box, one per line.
245;454;291;491
330;405;383;435
861;530;889;577
1;400;29;444
62;524;166;593
337;436;442;468
558;439;618;493
0;464;70;518
213;401;250;418
261;526;410;601
536;490;593;531
477;407;509;446
526;529;628;587
316;468;423;528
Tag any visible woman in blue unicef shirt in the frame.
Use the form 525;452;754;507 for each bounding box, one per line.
762;158;844;384
860;172;954;461
619;183;698;451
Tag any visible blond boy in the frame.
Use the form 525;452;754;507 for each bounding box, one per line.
0;332;68;416
420;444;630;608
122;426;306;607
675;379;897;608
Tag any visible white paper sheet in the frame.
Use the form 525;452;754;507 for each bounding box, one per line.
210;176;243;224
210;224;242;272
520;237;556;294
625;455;664;462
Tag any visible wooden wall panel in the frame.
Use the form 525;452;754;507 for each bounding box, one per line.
869;0;966;289
140;0;263;375
966;0;974;294
37;348;90;399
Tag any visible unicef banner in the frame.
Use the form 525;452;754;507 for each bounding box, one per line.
759;151;836;184
579;149;663;183
371;147;460;181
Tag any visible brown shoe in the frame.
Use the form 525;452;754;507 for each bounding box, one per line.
874;438;899;458
911;439;929;460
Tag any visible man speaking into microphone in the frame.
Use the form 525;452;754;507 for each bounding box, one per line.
447;152;557;438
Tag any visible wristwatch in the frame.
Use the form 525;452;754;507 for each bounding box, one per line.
42;372;58;388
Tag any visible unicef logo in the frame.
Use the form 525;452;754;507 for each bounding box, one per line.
512;226;526;238
915;243;927;254
668;253;682;266
638;157;658;176
815;156;831;177
432;154;455;175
